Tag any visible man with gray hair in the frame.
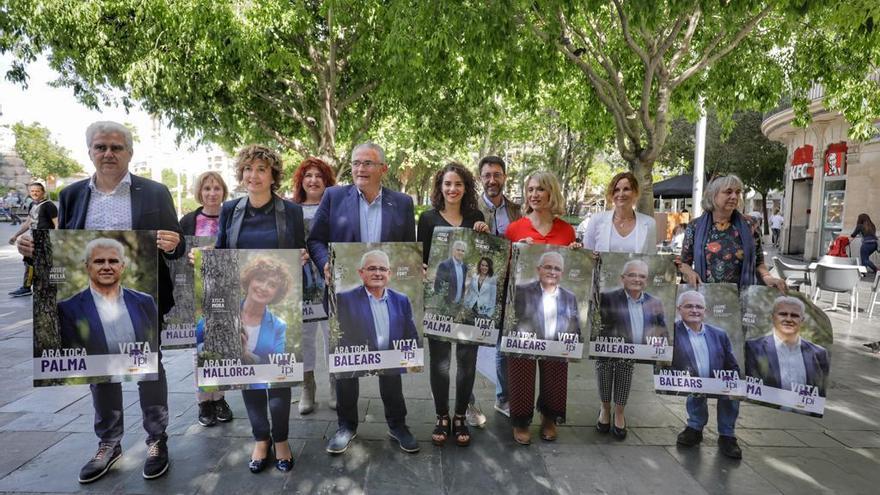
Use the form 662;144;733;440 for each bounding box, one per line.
745;295;829;397
18;121;184;483
598;258;668;344
307;141;419;455
434;240;469;304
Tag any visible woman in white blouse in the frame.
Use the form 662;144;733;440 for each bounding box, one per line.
583;171;656;440
462;256;498;318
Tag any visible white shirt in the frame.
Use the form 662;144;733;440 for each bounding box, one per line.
541;286;559;341
90;286;137;353
84;172;133;230
609;225;638;253
770;214;784;230
243;323;261;353
773;333;806;391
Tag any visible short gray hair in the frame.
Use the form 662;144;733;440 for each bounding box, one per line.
537;251;564;269
83;237;127;264
359;249;390;269
452;240;467;252
86;121;134;152
621;259;648;276
351;141;386;164
701;175;744;212
772;295;806;319
676;290;706;307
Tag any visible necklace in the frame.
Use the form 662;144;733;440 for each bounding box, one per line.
613;211;635;228
713;218;731;230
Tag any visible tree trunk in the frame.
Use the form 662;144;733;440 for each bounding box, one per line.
33;229;60;353
627;156;656;215
201;249;242;360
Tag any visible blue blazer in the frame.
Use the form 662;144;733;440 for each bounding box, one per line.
196;307;287;365
671;321;740;378
598;288;669;344
513;281;581;340
307;185;416;270
214;195;305;250
57;174;184;317
335;286;420;351
745;334;829;397
434;257;468;304
58;287;158;354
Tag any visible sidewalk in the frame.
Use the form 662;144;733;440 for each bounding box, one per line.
0;222;879;494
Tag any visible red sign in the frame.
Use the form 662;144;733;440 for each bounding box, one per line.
824;142;847;176
790;145;814;180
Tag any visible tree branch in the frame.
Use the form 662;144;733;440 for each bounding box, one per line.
611;0;649;63
338;81;379;111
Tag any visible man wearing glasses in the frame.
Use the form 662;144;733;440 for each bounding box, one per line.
513;251;581;341
599;259;669;344
672;290;743;459
745;296;829;397
308;142;419;454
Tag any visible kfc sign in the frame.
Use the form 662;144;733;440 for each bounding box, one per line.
824;142;847;176
790;145;814;181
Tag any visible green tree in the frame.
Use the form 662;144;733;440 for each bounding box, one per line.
11;121;83;180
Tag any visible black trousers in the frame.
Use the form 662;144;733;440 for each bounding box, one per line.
336;374;406;430
428;339;478;416
92;353;167;446
242;387;291;442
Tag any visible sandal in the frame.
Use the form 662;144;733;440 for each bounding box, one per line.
452;415;471;447
432;415;450;446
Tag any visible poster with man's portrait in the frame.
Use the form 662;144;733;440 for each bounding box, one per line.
654;283;745;398
161;235;215;349
194;249;303;391
590;252;677;363
741;286;832;417
424;227;510;345
32;230;159;387
329;242;424;377
501;244;593;361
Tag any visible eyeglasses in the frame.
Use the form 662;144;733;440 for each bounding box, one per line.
363;266;390;273
623;273;648;279
540;265;563;272
775;311;802;319
680;304;705;310
481;172;504;181
351;160;381;169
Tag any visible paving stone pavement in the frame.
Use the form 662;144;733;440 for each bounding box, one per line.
0;222;879;494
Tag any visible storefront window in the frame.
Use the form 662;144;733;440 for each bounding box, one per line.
820;180;846;254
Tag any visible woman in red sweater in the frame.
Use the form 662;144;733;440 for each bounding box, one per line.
504;170;580;445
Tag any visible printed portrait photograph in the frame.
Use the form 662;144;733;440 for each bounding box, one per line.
161;235;215;349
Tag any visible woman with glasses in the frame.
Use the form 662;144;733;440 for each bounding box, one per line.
582;172;656;441
418;162;489;447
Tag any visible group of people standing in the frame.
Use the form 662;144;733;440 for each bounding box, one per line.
16;119;796;485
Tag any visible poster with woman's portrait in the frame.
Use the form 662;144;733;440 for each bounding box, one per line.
501;244;593;361
301;209;327;322
741;286;832;417
161;235;215;349
590;252;677;363
32;230;159;387
654;283;745;398
328;242;424;377
194;249;303;391
424;227;510;345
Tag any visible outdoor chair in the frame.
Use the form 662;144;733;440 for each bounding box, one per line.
817;255;858;266
868;271;880;319
812;263;862;323
773;256;811;295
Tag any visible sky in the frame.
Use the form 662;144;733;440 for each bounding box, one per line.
0;54;208;175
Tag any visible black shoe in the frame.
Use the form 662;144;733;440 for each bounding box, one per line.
9;286;32;298
718;435;742;459
275;457;293;472
388;425;420;453
596;413;611;433
143;438;169;479
214;398;233;422
676;427;703;447
326;427;357;454
79;442;122;484
611;420;627;440
198;401;217;427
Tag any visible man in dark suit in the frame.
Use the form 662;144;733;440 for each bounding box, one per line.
18;121;183;483
337;250;421;350
308;141;419;455
745;295;829;397
58;238;158;353
598;259;668;344
673;291;743;459
433;240;468;305
513;251;580;340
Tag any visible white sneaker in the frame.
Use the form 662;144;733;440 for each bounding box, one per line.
466;404;487;428
494;400;510;417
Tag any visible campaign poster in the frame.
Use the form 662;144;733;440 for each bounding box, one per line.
301;208;327;322
741;286;832;417
423;227;510;345
32;229;159;387
194;249;303;391
161;235;215;349
328;242;424;377
654;283;745;398
590;252;677;363
501;244;593;361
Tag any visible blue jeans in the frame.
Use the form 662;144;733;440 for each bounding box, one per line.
686;396;739;437
860;239;878;273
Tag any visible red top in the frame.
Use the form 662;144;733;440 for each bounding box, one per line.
505;216;576;246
